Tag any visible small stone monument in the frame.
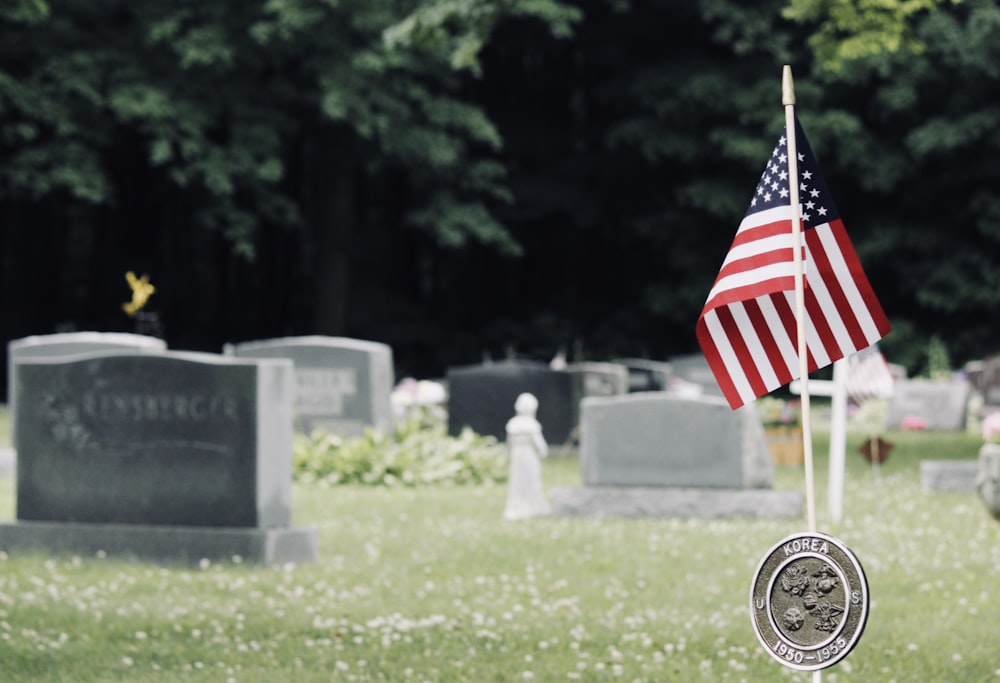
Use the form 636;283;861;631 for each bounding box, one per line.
231;335;394;437
503;393;550;520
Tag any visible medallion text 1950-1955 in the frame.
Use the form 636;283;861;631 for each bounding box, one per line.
749;532;869;671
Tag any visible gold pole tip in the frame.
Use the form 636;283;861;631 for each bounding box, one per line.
782;65;795;106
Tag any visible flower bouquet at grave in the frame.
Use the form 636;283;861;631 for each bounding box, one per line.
757;396;801;429
758;397;803;467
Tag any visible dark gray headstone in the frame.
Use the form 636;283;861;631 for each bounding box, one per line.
617;358;672;393
2;350;316;564
447;361;576;444
579;393;772;488
14;351;294;528
885;379;970;431
232;336;394;436
7;332;167;447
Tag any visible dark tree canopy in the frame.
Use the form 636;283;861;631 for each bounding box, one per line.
1;0;997;396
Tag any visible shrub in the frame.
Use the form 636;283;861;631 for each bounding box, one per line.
292;409;508;487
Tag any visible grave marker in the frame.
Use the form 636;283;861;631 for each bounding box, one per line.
447;360;577;445
7;332;166;447
579;393;772;488
549;392;800;518
0;350;316;564
885;379;970;431
232;336;394;436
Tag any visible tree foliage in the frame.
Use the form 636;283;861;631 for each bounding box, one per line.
784;0;961;71
0;0;997;390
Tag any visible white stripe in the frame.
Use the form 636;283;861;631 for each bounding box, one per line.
719;233;797;268
729;301;781;391
736;205;793;233
814;223;883;343
705;261;795;307
757;295;800;380
703;308;755;407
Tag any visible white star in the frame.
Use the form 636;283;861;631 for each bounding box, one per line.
805;201;815;211
779;170;788;181
802;170;812;180
780;188;789;198
810;188;820;198
779;153;787;164
798;152;805;162
802;212;811;222
764;192;773;202
771;181;779;191
750;196;758;207
817;206;828;216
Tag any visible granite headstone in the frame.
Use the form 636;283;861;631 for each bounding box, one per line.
885;379;971;431
579;393;772;488
7;332;166;447
447;360;576;445
548;393;800;519
232;335;394;436
0;350;316;564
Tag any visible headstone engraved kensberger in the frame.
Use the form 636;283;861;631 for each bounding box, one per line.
0;350;316;565
7;332;167;448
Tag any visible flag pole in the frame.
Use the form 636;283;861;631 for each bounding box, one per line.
782;65;817;535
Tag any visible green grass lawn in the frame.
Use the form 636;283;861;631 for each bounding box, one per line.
0;419;994;682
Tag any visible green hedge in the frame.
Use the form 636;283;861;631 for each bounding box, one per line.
293;410;508;487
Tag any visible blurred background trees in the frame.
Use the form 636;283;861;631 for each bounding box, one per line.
1;0;997;393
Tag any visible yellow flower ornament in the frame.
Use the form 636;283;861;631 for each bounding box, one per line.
122;271;155;317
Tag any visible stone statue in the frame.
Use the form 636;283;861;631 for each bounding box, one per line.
504;393;550;520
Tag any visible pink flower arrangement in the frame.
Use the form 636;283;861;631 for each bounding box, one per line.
900;414;927;431
982;411;1000;443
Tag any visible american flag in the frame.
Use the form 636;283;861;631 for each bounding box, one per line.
697;117;891;410
846;345;895;404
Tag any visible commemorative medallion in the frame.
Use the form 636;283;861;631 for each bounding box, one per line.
749;532;868;671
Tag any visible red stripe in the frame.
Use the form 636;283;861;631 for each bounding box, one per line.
715;304;769;400
696;315;745;410
825;220;892;337
803;267;842;366
771;292;815;373
744;298;794;388
704;274;796;311
806;227;869;352
731;217;794;247
716;246;796;282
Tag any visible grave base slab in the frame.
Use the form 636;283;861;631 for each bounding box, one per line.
548;486;803;519
0;521;317;565
920;459;978;493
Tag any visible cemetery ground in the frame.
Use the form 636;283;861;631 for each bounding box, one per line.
0;407;995;682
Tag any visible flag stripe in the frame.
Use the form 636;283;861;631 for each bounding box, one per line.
820;219;892;339
696;310;751;408
716;303;770;400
